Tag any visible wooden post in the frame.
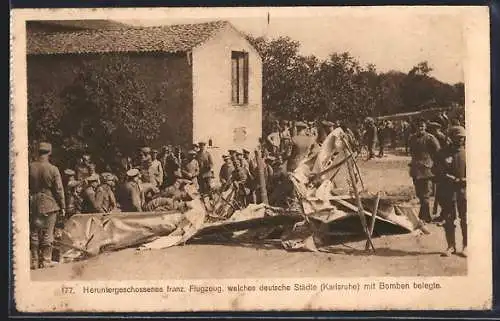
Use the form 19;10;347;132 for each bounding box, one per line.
346;157;375;251
255;149;269;204
365;192;381;250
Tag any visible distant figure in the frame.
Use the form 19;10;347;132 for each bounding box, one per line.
197;142;214;195
75;153;94;181
29;142;65;269
267;122;281;156
363;117;377;160
377;120;387;157
182;150;200;190
149;149;164;188
408;119;441;223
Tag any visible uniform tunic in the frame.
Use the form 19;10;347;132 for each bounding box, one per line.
81;186;99;213
95;184;117;213
29;158;65;249
119;181;142;212
29;159;65;215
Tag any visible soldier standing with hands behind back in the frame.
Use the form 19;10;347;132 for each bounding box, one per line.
439;125;467;257
29;142;65;269
408;119;441;223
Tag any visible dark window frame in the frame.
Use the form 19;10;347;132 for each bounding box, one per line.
231;51;249;106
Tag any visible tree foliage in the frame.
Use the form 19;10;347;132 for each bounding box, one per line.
247;35;465;125
28;55;167;167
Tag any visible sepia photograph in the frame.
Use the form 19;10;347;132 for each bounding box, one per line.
10;7;491;312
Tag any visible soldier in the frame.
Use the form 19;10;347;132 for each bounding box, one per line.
219;155;235;188
95;173;117;213
439;125;467;257
408;119;441;223
29;142;66;269
63;169;76;189
75;153;93;181
149;149;164;188
182;150;200;190
287;121;316;172
377;120;387;157
118;168;143;212
267;122;281;156
363;117;378;160
81;174;100;213
197;142;214;195
66;180;83;217
228;149;238;164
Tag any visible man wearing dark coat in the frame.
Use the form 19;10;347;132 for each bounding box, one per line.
29;142;65;269
408;119;441;223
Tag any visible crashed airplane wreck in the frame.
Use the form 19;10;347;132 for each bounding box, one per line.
57;128;429;263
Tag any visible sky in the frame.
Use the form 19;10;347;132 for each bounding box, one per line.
118;7;465;84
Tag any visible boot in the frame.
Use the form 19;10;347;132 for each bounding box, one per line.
40;246;58;268
441;224;456;257
30;248;39;270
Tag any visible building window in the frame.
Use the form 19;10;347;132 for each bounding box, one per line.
231;51;249;105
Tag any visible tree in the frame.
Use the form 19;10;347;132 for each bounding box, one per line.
57;56;166;167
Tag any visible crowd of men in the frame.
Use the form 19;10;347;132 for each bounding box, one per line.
29;112;466;269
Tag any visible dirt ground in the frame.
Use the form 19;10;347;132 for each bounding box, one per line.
31;151;467;281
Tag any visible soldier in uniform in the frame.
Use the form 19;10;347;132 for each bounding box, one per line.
118;168;143;212
29;142;66;269
75;153;93;181
287;121;316;172
197;142;214;195
149;149;164;188
63;169;76;189
439;125;467;257
408;119;441;223
95;173;117;213
81;174;100;213
363;117;378;160
182;150;200;190
219;155;235;188
66;180;83;217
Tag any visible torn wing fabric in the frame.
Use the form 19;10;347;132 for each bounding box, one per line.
59;199;206;260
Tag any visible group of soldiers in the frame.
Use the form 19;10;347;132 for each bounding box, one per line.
406;117;467;258
28;112;466;269
29;141;216;269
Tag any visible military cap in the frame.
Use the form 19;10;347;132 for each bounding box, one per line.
242;149;250;154
67;180;82;189
101;172;114;181
427;121;442;129
228;149;236;154
87;173;100;182
126;168;140;177
88;163;96;169
449;126;466;138
235;151;243;156
321;120;335;127
188;150;197;155
198;141;206;146
222;155;230;160
295;121;307;128
151;149;159;154
64;169;76;176
38;142;52;152
140;147;151;153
